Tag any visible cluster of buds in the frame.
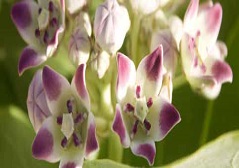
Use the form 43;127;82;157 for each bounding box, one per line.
11;0;232;167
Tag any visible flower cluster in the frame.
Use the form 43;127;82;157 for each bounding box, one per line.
11;0;232;167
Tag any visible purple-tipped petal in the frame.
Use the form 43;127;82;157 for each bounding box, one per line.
131;140;156;166
27;70;51;132
71;64;90;111
18;47;47;75
43;66;71;116
112;104;130;148
184;0;199;29
32;117;62;162
211;60;233;83
147;97;181;141
136;46;164;97
11;1;41;47
116;53;136;101
85;112;98;158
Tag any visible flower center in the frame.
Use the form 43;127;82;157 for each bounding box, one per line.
56;97;87;148
35;1;60;45
124;85;153;139
189;31;206;73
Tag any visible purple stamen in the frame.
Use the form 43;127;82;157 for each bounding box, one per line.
73;133;80;147
144;119;151;131
67;99;73;113
136;85;141;98
61;137;67;148
38;8;42;14
147;98;153;108
50;18;58;27
74;113;83;123
43;31;49;44
49;1;54;12
57;116;63;125
124;103;134;112
35;29;40;38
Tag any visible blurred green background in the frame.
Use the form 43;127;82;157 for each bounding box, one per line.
0;0;239;167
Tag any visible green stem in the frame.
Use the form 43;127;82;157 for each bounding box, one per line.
199;100;214;146
131;14;141;65
173;75;187;89
108;130;123;162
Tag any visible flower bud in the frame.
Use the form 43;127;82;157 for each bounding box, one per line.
91;50;110;79
94;0;130;54
130;0;160;15
66;0;87;14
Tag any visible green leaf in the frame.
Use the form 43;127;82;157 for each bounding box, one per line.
165;131;239;168
0;106;58;168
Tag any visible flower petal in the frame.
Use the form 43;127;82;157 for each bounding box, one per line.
85;112;99;158
112;104;130;148
131;139;156;166
66;0;86;14
151;29;178;73
43;66;72;116
59;150;84;168
32;116;62;162
147;97;181;141
196;3;222;48
11;1;42;48
184;0;199;32
71;64;90;111
136;45;164;97
116;53;136;101
18;46;47;75
27;70;51;132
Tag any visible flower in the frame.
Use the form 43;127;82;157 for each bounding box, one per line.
112;46;181;165
129;0;160;15
180;0;233;99
94;0;130;54
31;65;98;168
69;12;92;66
66;0;86;14
11;0;65;75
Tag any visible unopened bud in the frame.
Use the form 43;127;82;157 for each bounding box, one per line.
66;0;87;14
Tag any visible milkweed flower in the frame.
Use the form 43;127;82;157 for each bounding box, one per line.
31;65;98;168
181;0;232;99
11;0;65;75
130;0;160;15
112;46;181;165
94;0;130;54
66;0;86;14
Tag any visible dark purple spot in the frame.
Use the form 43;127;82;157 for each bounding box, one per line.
35;29;40;38
61;137;67;148
124;103;134;112
44;31;49;44
211;60;232;83
38;8;42;14
86;124;98;155
144;119;151;131
32;128;53;159
57;116;63;125
147;97;153;108
74;113;83;123
50;18;58;27
160;103;180;137
136;144;155;165
67;99;73;113
132;120;139;136
145;47;163;81
136;85;141;98
62;162;76;168
42;66;62;101
73;133;80;147
11;2;32;29
113;108;126;145
49;1;54;12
